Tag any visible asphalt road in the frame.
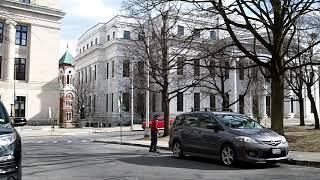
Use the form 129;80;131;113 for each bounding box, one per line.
21;133;320;180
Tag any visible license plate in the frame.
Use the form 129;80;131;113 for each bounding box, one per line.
272;149;281;155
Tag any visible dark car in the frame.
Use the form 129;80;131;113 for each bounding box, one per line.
0;101;23;180
169;111;288;166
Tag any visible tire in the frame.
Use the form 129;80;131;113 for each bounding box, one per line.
172;141;184;159
220;144;237;166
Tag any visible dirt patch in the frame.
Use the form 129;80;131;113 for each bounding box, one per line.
285;126;320;152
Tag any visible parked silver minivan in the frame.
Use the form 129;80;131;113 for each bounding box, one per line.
169;111;288;166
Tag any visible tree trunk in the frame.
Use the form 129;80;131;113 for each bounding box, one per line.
162;92;170;137
306;86;320;129
298;95;305;126
271;74;285;135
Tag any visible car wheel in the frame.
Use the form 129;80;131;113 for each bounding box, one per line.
221;145;237;166
172;141;183;159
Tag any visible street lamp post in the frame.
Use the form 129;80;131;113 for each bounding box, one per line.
144;28;150;138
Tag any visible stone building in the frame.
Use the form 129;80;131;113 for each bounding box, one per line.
74;14;319;127
0;0;64;125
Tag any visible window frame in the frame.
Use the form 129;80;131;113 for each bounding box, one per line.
177;92;183;112
15;58;26;81
0;22;3;43
15;25;28;46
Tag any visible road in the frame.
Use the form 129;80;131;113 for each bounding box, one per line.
21;132;320;180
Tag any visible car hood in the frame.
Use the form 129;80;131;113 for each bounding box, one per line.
229;128;281;141
0;124;14;135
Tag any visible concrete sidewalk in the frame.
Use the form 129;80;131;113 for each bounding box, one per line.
94;136;320;168
16;124;144;137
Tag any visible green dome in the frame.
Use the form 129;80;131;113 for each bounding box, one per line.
59;49;73;65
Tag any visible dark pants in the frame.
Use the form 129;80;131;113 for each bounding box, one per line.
149;131;158;152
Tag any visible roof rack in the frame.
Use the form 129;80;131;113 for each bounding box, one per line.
189;107;233;112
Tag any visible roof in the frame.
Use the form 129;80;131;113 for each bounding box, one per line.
59;49;73;65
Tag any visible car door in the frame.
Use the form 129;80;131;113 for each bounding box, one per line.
180;114;201;153
198;114;223;155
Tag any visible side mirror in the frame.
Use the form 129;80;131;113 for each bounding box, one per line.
13;117;27;127
207;124;221;131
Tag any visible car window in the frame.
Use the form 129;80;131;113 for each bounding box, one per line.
199;114;218;129
0;103;9;124
216;114;263;129
186;115;199;127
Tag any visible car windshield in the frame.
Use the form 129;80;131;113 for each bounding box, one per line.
216;114;263;129
0;103;9;124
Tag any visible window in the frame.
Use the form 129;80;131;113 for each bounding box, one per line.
186;116;199;127
94;65;97;81
79;49;82;54
138;61;144;74
123;93;130;112
85;68;88;83
210;60;216;77
111;93;114;112
291;98;294;113
66;75;72;84
266;95;271;116
224;61;229;79
89;66;92;82
239;95;244;114
0;56;2;79
87;44;89;49
95;38;98;44
83;47;85;52
90;41;93;47
265;68;271;83
106;94;109;112
123;60;130;77
138;33;144;41
15;96;26;118
223;93;229;110
177;92;183;112
107;35;110;41
177;25;184;36
113;31;116;38
137;93;145;114
177;57;184;75
0;22;3;43
124;30;131;40
20;0;30;3
16;25;28;46
194;93;200;111
93;95;96;113
65;100;72;107
15;58;26;81
210;30;216;40
238;61;244;80
106;63;109;79
112;61;114;78
193;29;201;38
210;94;216;111
194;59;200;76
199;114;217;129
66;112;72;121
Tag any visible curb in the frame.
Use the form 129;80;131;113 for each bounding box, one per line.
94;140;320;168
284;159;320;168
93;140;171;151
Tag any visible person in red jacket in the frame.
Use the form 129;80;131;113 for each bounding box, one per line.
149;115;160;153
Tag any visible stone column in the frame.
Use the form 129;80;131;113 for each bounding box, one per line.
284;90;294;119
5;19;17;81
229;59;238;112
259;87;268;118
245;93;253;118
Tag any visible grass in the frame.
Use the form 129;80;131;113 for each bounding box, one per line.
285;125;320;152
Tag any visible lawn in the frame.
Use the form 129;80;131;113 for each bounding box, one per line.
285;125;320;152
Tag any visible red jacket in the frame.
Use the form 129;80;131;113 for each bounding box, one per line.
151;119;158;133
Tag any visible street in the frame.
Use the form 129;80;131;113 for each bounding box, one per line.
21;132;320;180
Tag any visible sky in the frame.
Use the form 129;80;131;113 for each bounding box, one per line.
59;0;122;57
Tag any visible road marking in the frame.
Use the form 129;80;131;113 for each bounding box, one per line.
81;140;87;143
67;140;72;143
53;141;58;143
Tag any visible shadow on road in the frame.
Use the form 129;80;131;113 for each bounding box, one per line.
118;154;280;170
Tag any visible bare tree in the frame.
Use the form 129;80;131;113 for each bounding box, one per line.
72;80;94;125
154;0;320;135
122;1;207;136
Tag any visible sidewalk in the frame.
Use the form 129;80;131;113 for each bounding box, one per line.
94;136;320;168
16;124;144;137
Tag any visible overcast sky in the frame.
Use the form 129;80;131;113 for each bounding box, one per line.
59;0;122;57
